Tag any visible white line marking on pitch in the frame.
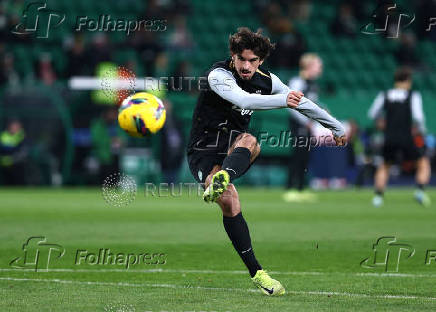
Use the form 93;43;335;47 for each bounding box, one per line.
1;277;435;301
0;268;435;278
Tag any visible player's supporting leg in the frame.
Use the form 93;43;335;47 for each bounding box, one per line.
373;162;390;207
203;133;260;203
204;166;284;295
218;182;262;277
414;156;431;206
204;135;261;275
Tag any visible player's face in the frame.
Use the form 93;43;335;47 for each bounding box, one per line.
308;58;323;79
232;50;263;80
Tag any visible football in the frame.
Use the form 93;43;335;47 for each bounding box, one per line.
118;92;166;137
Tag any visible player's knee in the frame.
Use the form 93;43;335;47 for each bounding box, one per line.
218;184;240;216
239;133;258;151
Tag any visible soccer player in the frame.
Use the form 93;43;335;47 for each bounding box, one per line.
187;28;346;296
368;67;431;207
284;53;323;202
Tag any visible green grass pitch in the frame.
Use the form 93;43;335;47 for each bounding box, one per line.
1;187;436;311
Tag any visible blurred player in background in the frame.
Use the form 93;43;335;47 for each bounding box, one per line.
187;27;346;296
368;67;431;207
0;120;27;185
284;53;323;202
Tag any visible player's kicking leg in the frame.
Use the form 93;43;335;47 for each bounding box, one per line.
203;133;259;203
203;133;285;296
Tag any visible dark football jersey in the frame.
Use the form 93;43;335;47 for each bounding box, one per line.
383;89;413;144
187;59;273;155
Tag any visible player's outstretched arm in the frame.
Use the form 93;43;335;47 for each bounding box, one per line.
411;91;426;134
271;73;346;145
208;68;290;110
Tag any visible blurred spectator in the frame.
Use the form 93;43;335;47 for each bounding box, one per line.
141;0;190;20
341;0;367;22
259;2;307;69
171;60;192;92
258;0;311;24
34;53;57;86
90;108;124;183
160;100;184;184
142;0;167;20
287;0;312;23
0;53;20;87
154;52;169;78
260;2;282;27
66;35;88;77
0;4;7;41
0;120;28;185
167;15;193;51
85;34;113;73
330;3;358;37
129;31;164;76
395;33;422;69
268;18;306;69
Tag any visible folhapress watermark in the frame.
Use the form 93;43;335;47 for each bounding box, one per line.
11;2;65;39
257;131;343;150
75;15;167;36
9;236;166;271
11;2;166;39
360;236;436;272
9;236;65;271
360;236;414;272
75;249;166;269
361;3;436;38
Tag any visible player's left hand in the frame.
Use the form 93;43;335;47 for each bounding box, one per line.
287;91;304;108
334;135;347;146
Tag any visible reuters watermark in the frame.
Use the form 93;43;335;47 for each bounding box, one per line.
144;76;209;92
145;182;206;198
102;172;137;208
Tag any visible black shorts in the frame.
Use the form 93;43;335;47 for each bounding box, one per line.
187;151;226;184
383;142;425;163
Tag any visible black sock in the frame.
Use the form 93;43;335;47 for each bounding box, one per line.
221;147;251;182
223;212;262;277
417;184;424;191
375;189;384;196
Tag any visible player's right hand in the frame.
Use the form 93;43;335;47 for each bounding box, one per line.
287;91;304;108
334;135;347;146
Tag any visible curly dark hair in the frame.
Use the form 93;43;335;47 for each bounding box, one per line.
229;27;275;60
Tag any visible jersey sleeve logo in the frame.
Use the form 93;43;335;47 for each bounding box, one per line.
231;104;253;116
